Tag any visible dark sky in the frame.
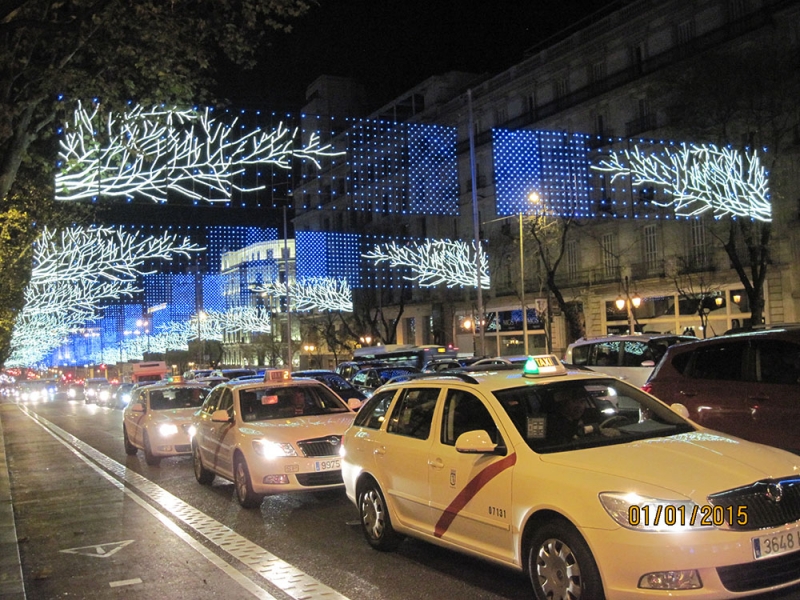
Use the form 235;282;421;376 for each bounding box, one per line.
217;0;616;112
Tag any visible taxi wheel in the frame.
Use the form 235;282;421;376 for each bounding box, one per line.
193;441;214;485
143;432;161;466
123;427;138;455
233;455;263;509
527;520;604;600
358;479;401;551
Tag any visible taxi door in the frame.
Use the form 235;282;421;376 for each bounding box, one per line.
427;388;515;563
372;387;441;533
196;387;236;479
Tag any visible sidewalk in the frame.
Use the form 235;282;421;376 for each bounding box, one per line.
0;401;25;599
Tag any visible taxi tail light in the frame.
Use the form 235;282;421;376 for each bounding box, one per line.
641;382;653;394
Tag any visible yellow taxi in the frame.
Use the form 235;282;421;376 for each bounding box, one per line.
191;369;360;508
122;377;211;466
341;355;800;599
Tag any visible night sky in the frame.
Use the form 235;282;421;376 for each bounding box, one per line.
216;0;617;113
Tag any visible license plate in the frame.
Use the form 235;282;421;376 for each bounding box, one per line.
752;524;800;559
314;459;340;472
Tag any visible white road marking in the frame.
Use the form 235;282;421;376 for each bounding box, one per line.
20;405;352;600
60;539;134;558
109;578;143;588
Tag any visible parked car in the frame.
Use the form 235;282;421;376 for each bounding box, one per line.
564;334;695;387
123;379;212;465
342;353;800;599
644;326;800;454
351;366;422;397
335;360;388;382
292;369;368;404
210;368;256;380
422;359;463;372
191;370;359;507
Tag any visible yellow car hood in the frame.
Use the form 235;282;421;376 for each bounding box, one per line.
538;431;799;498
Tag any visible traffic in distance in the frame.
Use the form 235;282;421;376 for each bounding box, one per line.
4;333;800;598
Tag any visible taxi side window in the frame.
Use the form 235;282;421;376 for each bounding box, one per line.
201;387;223;414
387;388;440;440
441;390;499;445
354;390;395;429
218;388;234;415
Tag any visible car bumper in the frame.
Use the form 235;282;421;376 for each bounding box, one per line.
582;523;800;599
248;455;344;495
149;432;193;457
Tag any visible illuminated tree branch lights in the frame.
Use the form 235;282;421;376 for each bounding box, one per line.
56;102;345;203
254;277;353;312
592;143;771;222
363;239;490;289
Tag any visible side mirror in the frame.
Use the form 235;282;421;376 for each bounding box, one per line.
670;403;690;419
211;409;232;423
455;430;499;454
130;402;145;412
347;398;363;411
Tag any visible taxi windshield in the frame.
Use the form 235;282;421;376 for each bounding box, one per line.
149;386;209;410
492;378;695;453
238;385;349;421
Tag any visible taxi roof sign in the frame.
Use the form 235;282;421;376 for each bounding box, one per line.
523;355;567;378
264;369;291;382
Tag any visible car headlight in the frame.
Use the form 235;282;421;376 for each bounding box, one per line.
99;390;110;401
121;393;131;404
599;492;713;531
68;389;76;398
158;424;179;436
252;439;297;458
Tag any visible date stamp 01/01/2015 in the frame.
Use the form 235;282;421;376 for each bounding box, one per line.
628;504;748;528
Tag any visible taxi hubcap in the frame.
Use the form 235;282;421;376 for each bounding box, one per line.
361;489;384;539
235;462;248;498
536;538;581;600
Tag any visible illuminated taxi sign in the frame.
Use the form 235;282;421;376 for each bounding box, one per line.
264;369;291;382
523;355;567;377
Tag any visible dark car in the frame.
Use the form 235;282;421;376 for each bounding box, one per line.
351;366;421;397
422;359;463;372
335;360;389;382
644;327;800;454
83;377;110;405
111;382;135;408
293;369;368;404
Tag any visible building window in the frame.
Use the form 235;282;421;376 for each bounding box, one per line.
567;239;578;280
554;77;569;99
677;20;695;46
591;61;606;84
690;218;707;265
602;233;618;279
496;106;508;125
405;317;416;344
643;224;659;272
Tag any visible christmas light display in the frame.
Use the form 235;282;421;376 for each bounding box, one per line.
493;128;593;217
362;239;490;289
591;143;771;222
346;120;458;215
56;102;345;203
254;277;353;312
295;231;362;285
7;226;203;366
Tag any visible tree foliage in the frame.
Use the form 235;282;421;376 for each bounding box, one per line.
0;0;310;368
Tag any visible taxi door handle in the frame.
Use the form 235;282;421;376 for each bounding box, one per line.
679;390;697;397
427;458;444;470
374;446;386;456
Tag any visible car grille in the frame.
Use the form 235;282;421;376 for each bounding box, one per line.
717;549;800;592
297;435;342;457
708;476;800;530
296;471;343;487
174;444;191;453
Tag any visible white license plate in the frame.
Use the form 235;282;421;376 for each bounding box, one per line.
752;524;800;560
314;459;340;472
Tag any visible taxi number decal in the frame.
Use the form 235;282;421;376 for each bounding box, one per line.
488;506;507;518
434;453;517;538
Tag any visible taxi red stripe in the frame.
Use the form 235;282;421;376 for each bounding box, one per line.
434;452;517;538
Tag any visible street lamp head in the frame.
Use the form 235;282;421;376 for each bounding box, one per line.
615;296;626;311
631;295;642;309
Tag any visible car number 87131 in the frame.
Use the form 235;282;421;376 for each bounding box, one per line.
753;526;798;560
315;459;340;472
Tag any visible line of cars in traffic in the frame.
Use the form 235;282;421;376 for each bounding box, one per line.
9;327;799;598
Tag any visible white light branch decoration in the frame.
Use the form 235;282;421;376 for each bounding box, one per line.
363;239;491;289
8;226;203;365
254;277;353;312
56;102;345;202
592;143;771;222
